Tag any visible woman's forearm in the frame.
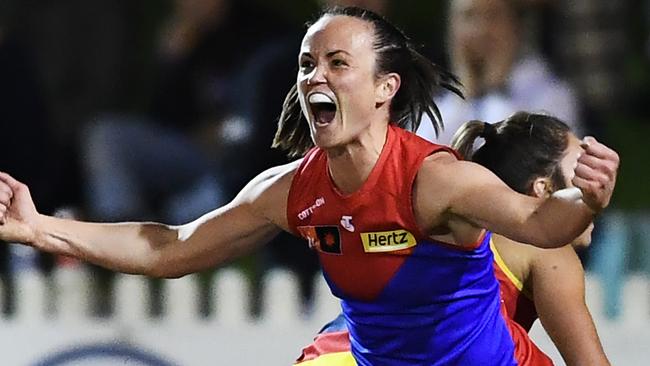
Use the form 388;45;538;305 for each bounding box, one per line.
33;214;178;276
522;196;595;248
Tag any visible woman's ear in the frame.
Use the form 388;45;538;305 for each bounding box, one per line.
531;177;553;198
376;73;401;104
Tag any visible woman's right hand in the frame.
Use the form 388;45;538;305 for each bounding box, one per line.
0;172;40;244
573;137;620;213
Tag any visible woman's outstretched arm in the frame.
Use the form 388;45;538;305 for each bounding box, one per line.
0;161;298;278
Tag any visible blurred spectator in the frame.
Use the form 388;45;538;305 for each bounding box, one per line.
546;0;650;319
83;0;231;229
417;0;583;145
549;0;627;117
9;0;130;208
80;0;289;317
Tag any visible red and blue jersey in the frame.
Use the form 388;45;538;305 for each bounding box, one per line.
288;125;527;365
295;243;551;365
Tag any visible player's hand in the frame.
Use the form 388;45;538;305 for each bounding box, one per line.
572;137;620;213
0;172;39;244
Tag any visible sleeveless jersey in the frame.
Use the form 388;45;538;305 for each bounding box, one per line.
296;242;551;366
287;125;517;365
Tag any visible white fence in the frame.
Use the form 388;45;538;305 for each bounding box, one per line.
0;266;648;365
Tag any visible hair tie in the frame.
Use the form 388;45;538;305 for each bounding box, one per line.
480;122;497;140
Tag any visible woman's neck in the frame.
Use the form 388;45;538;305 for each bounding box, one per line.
326;123;389;195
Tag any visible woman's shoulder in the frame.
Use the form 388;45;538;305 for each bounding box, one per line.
416;151;487;192
494;236;583;287
235;159;302;228
259;159;302;181
492;236;537;284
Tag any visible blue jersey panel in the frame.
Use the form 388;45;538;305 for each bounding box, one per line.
341;233;517;366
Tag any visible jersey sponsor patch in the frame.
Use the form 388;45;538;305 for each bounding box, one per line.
360;229;416;253
297;226;342;254
340;215;355;232
297;197;326;220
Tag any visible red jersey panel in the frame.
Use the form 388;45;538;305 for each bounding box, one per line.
287;125;452;301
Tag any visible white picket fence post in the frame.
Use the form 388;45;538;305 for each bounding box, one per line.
115;273;150;324
15;270;48;323
166;274;201;325
621;274;650;325
261;268;302;326
212;268;250;325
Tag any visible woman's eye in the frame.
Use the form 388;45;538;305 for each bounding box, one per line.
332;59;347;67
300;61;314;70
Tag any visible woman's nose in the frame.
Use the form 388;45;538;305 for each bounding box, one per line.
307;66;326;85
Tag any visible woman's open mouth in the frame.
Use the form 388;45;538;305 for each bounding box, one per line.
308;92;337;126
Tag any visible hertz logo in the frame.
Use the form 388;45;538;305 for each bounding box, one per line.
361;230;416;253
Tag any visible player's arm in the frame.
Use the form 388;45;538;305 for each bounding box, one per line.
416;138;618;248
416;155;591;248
0;162;297;278
531;246;610;366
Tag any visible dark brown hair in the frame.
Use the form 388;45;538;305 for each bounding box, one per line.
272;6;462;157
451;112;571;194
